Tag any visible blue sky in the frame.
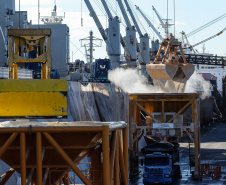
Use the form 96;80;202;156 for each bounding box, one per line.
16;0;226;62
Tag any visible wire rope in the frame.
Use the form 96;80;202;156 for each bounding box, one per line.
186;13;226;38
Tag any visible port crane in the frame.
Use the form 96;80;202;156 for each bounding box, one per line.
116;0;143;65
84;0;121;68
135;5;164;42
99;0;134;65
124;0;150;66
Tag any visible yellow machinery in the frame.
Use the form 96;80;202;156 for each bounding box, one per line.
0;29;67;118
146;34;195;92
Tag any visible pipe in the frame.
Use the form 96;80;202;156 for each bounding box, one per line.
42;132;92;185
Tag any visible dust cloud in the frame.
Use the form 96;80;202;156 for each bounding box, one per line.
108;68;212;99
184;70;212;99
108;68;164;93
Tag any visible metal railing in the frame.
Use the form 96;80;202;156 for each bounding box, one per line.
0;67;33;79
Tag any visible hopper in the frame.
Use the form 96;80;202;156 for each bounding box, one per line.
146;34;195;92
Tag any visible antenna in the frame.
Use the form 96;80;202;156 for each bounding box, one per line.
54;0;57;12
38;0;40;27
81;0;83;26
167;0;168;37
19;0;20;28
174;0;175;36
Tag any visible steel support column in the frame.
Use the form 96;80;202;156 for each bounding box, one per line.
20;133;26;185
110;131;117;185
118;132;127;185
36;132;42;185
123;126;129;184
161;101;165;122
102;126;110;185
114;131;119;185
13;63;18;79
193;99;200;178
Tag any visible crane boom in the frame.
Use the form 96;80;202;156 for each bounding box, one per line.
84;0;114;54
117;0;132;27
152;6;166;30
124;0;143;37
100;0;113;19
135;5;163;41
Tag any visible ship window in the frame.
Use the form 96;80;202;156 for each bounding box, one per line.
143;43;146;50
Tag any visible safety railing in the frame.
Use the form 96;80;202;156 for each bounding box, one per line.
0;67;33;79
199;163;221;180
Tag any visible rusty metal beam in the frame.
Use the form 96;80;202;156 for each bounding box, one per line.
102;126;110;185
162;101;165;122
0;127;103;134
8;29;51;36
133;130;142;144
123;127;129;184
185;129;195;143
135;102;158;123
42;132;92;185
193;99;201;178
110;131;117;185
36;132;42;185
167;100;192;123
114;131;120;185
13;63;18;79
20;133;26;185
0;132;18;158
118;133;127;185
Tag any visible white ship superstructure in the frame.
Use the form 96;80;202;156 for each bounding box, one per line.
196;64;226;93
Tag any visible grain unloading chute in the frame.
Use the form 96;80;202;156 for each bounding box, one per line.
146;34;195;92
0;29;67;118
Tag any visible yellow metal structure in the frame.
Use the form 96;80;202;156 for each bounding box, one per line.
1;28;68;118
0;121;128;185
8;29;52;80
0;79;67;117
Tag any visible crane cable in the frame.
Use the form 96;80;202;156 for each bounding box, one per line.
128;0;148;34
188;26;226;49
186;13;226;38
